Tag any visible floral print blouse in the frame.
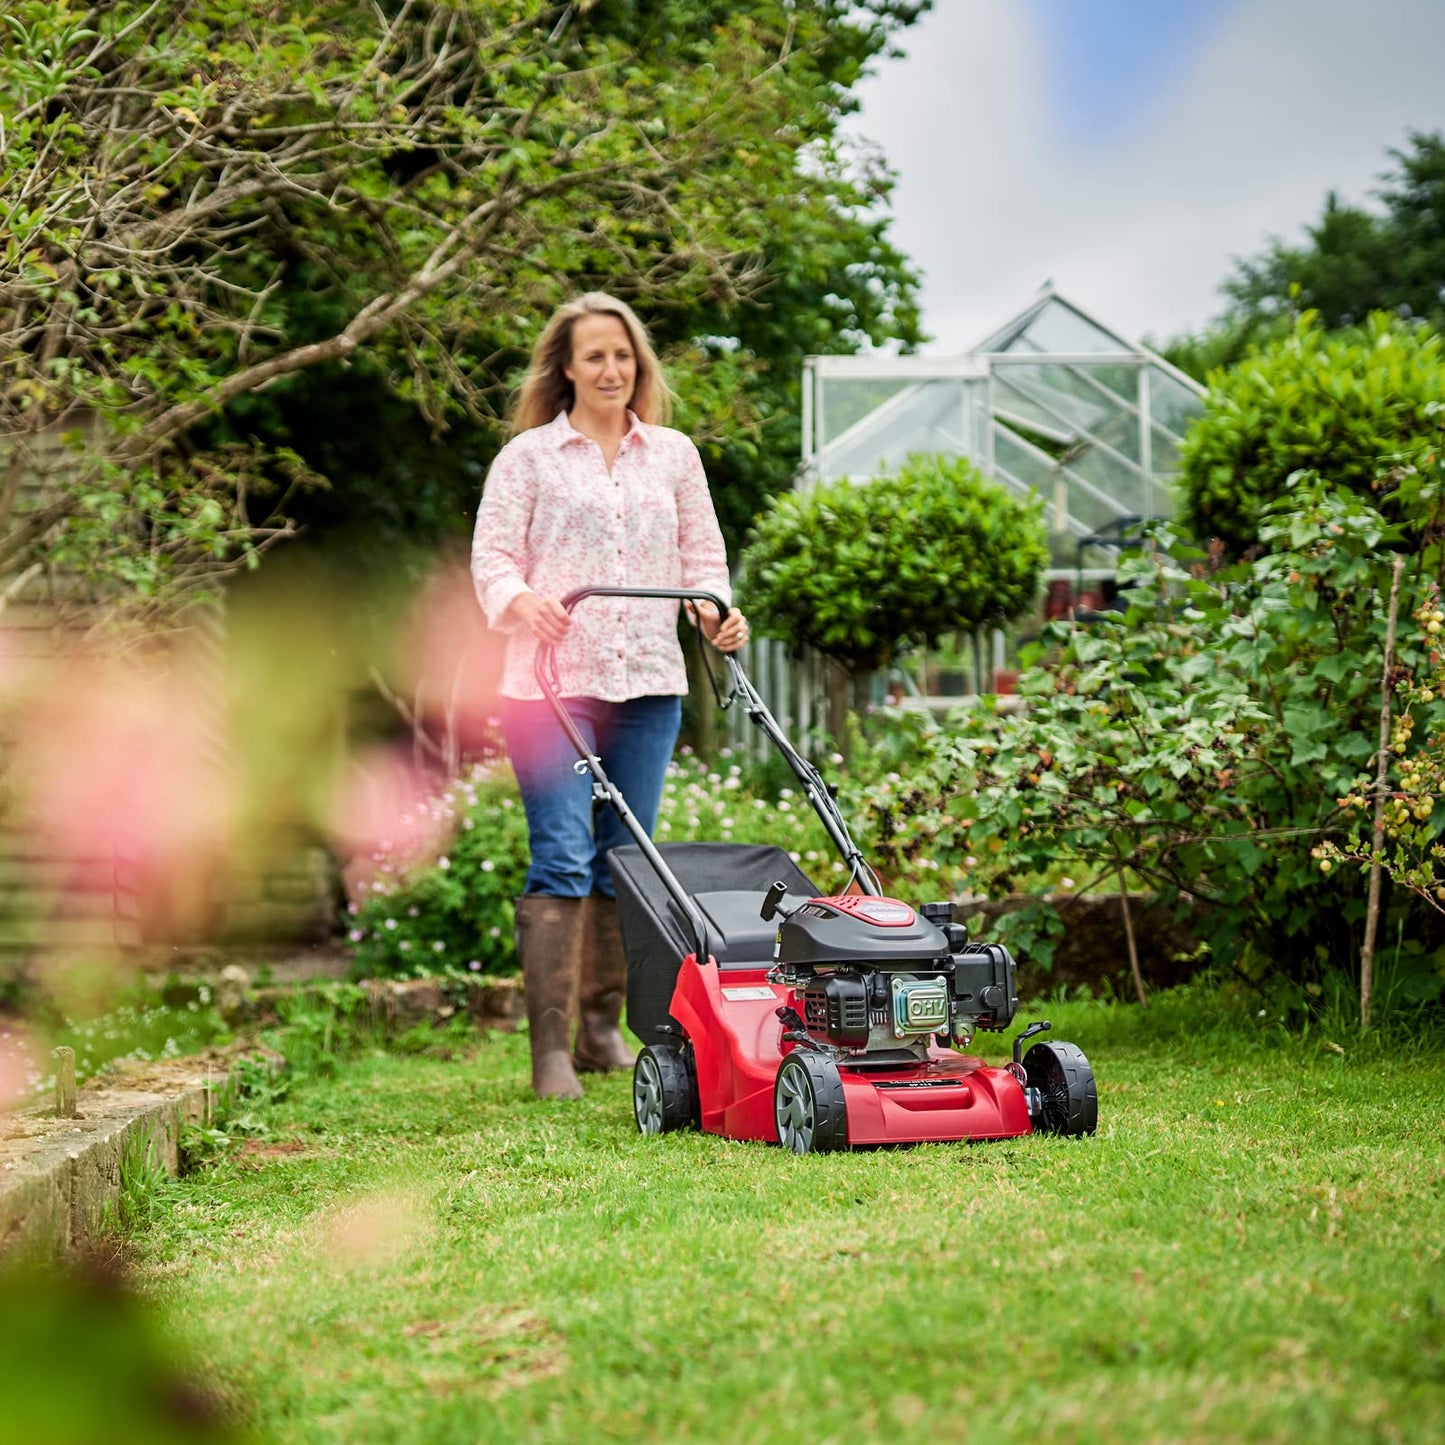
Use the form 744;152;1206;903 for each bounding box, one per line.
471;409;732;701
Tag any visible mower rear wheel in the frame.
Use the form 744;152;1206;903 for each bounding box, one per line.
633;1044;696;1135
774;1051;847;1154
1024;1040;1098;1136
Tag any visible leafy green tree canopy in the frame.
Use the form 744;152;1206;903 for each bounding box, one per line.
0;0;925;625
739;452;1048;675
1177;313;1445;554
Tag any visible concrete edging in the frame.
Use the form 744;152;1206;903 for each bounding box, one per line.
0;1054;236;1262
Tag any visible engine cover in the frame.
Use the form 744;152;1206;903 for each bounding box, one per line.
778;896;950;969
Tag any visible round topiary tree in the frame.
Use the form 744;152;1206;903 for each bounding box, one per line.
1178;312;1445;553
739;451;1047;697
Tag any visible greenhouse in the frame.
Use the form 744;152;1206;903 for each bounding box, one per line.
735;288;1206;739
801;285;1206;573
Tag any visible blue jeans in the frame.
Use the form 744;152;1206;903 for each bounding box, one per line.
501;694;682;899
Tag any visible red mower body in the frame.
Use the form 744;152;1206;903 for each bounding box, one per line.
670;954;1034;1146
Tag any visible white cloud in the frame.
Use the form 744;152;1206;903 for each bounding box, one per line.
853;0;1445;350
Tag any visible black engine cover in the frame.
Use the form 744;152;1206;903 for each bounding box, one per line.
778;900;949;969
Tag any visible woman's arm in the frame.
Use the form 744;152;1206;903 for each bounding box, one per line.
470;446;536;633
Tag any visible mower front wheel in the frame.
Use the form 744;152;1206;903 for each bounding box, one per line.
1024;1040;1098;1137
633;1043;696;1135
774;1051;848;1154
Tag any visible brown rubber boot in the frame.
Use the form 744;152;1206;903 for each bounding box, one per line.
573;893;637;1073
514;894;585;1099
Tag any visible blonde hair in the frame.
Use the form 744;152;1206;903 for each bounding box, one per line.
510;292;672;435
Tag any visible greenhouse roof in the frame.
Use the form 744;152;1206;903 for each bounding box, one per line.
801;286;1206;554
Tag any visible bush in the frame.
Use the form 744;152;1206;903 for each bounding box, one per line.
739;452;1047;675
1178;313;1445;553
857;474;1445;1013
349;764;530;979
348;748;852;978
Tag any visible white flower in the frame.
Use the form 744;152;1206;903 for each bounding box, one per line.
779;788;793;799
489;926;501;938
829;752;843;765
463;817;475;829
433;941;445;952
399;940;411;951
481;859;495;872
348;929;364;942
438;856;450;870
468;960;481;971
385;918;398;929
789;851;801;862
407;906;419;918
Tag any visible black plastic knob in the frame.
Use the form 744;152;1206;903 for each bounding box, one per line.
920;900;955;925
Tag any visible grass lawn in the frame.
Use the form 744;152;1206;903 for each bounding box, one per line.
126;996;1445;1444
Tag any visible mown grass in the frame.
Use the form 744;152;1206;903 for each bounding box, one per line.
126;996;1445;1444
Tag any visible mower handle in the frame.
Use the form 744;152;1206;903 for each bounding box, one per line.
532;586;735;969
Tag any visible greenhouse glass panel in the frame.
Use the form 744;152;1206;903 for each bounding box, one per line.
818;378;913;448
813;379;987;483
1148;367;1204;440
1150;424;1182;478
992;297;1132;356
993;363;1116;436
1070;447;1150;519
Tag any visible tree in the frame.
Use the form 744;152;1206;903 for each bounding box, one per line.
0;0;926;627
740;450;1047;687
1159;131;1445;381
1176;314;1445;555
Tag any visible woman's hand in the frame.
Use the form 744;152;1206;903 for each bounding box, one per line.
689;600;750;654
509;591;572;645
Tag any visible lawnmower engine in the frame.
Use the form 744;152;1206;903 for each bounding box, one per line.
767;892;1018;1062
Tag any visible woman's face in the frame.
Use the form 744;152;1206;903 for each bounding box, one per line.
564;313;637;418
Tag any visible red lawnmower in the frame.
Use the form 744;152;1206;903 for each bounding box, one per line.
536;588;1097;1154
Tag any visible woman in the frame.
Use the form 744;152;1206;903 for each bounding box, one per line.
471;293;748;1099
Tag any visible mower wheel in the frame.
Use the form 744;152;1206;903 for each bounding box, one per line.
633;1044;696;1135
774;1051;847;1154
1023;1040;1098;1137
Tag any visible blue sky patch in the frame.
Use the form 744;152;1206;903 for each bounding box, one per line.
1029;0;1238;144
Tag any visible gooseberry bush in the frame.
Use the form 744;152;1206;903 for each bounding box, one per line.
856;472;1445;1008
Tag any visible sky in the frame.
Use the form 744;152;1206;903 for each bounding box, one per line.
851;0;1445;352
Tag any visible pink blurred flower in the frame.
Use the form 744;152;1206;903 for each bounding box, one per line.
330;743;454;905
